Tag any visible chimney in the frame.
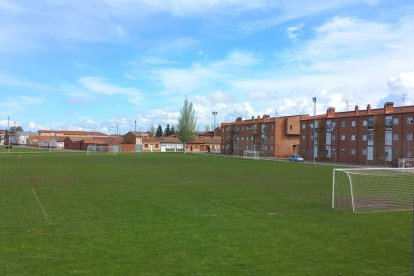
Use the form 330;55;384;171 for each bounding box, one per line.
327;107;335;118
236;117;242;122
263;115;270;120
367;104;371;114
384;102;394;114
257;115;261;119
251;116;254;120
355;105;359;115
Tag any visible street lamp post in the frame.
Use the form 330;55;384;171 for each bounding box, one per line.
212;111;217;155
312;97;317;164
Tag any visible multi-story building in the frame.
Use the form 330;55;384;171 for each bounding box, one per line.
300;102;414;166
221;115;302;158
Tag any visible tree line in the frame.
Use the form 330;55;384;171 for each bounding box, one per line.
154;123;176;137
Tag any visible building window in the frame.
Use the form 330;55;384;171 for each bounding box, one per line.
385;116;392;130
341;149;346;155
341;135;345;141
340;121;345;127
368;132;374;142
144;144;149;148
332;135;336;141
351;135;355;141
367;117;374;129
155;144;159;148
408;117;413;124
351;121;356;127
407;133;413;141
385;132;392;146
351;148;356;155
362;120;367;126
310;135;313;140
302;135;306;141
302;123;306;129
362;149;367;156
393;118;399;125
331;148;336;156
408;150;413;158
393;134;399;141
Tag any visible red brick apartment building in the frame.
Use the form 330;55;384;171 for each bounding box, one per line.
221;115;302;158
300;102;414;166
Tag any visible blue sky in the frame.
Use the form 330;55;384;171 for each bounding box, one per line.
1;0;414;134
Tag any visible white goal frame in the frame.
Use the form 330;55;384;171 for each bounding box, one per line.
243;150;261;160
86;145;119;155
332;167;414;213
398;158;414;168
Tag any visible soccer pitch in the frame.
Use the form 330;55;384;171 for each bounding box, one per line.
0;150;411;274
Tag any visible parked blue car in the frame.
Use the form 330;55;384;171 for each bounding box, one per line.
288;155;304;162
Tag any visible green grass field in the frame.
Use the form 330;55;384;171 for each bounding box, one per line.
0;148;411;275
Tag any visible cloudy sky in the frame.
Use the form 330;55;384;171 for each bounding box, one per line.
1;0;413;133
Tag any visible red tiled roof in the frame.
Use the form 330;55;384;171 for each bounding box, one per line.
38;130;107;136
142;137;160;143
300;104;414;120
159;137;182;143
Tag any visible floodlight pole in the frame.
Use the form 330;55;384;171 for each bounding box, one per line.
312;97;317;164
212;111;217;156
7;116;12;149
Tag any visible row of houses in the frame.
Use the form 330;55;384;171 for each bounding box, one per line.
4;100;411;166
220;102;414;167
3;129;220;153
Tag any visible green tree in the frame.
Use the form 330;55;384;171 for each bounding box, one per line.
9;126;23;133
165;124;171;136
170;126;175;135
156;125;163;137
176;97;197;152
150;125;156;137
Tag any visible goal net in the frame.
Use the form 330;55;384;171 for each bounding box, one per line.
243;150;261;159
398;158;414;168
332;168;414;213
86;145;119;155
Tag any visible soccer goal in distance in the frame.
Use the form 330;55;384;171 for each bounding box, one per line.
243;150;261;160
86;145;119;156
398;158;414;168
332;168;414;213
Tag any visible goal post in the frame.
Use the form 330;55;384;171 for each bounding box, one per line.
332;168;414;213
86;145;119;155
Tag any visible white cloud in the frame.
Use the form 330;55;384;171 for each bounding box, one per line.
3;96;44;111
152;49;259;95
77;77;143;105
287;24;304;40
104;0;276;17
388;71;414;91
239;0;376;33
